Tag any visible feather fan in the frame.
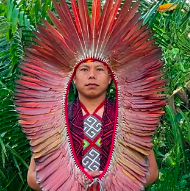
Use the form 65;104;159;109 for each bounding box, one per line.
15;0;165;190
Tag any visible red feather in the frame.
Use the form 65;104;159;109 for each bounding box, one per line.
90;0;101;56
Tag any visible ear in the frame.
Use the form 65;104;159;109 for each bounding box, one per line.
108;74;112;84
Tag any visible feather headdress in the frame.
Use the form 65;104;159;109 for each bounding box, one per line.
15;0;165;190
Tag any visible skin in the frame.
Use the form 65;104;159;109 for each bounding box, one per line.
27;157;41;191
144;150;159;187
27;61;158;190
73;61;111;114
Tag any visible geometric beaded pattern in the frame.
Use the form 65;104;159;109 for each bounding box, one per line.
82;115;102;171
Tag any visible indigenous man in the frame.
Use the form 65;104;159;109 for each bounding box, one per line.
16;0;166;190
27;60;159;191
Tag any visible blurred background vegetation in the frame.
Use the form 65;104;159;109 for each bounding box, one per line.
0;0;189;190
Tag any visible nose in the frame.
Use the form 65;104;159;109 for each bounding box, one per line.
88;68;96;79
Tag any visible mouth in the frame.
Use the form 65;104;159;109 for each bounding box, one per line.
85;83;99;87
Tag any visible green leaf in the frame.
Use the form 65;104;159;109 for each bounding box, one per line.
24;15;30;28
179;110;190;144
141;0;164;25
12;7;19;33
0;168;6;179
6;145;28;168
12;154;24;183
172;48;179;54
5;173;17;187
0;136;7;167
19;11;24;26
0;21;9;36
7;0;14;22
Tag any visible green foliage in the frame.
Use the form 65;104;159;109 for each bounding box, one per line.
0;35;31;190
0;0;42;190
141;1;190;190
152;1;190;95
0;0;190;190
149;105;190;191
0;13;32;189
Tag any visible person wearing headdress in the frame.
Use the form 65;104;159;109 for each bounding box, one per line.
15;0;165;190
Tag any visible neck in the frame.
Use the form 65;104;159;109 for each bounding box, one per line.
78;93;106;114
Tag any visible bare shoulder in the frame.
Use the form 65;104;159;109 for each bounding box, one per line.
27;156;42;191
145;149;159;187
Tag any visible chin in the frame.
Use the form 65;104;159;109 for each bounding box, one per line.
85;94;100;99
82;91;106;99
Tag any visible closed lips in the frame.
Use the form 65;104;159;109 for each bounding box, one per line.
86;83;98;86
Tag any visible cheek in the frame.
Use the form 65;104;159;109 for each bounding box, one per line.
75;76;86;88
75;74;83;82
103;75;111;84
101;80;109;89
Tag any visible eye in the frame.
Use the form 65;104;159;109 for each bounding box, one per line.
80;68;88;71
97;68;104;71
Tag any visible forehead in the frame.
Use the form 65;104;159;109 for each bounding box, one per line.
77;61;107;68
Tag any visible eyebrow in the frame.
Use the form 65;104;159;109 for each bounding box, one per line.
95;65;106;68
79;64;89;68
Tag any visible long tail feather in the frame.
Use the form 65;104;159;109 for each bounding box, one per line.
90;0;101;56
